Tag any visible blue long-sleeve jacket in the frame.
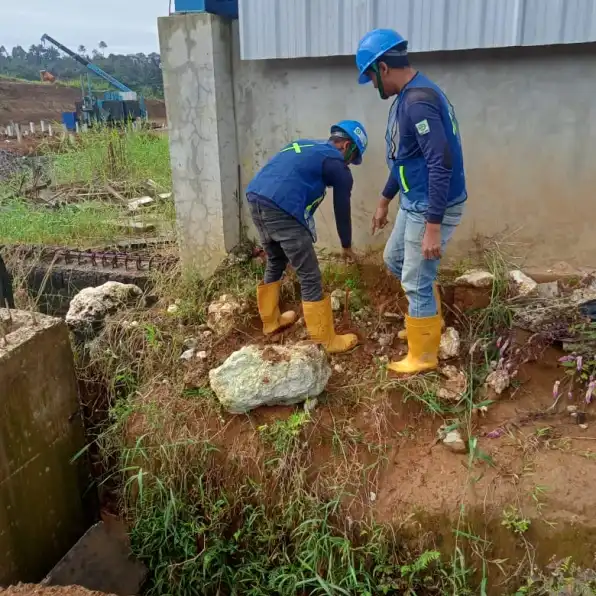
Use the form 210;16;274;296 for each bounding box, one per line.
383;72;467;223
247;140;353;247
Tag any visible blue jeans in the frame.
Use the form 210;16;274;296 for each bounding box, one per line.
383;203;464;318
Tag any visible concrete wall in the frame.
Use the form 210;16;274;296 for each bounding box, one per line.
0;310;89;585
233;38;596;268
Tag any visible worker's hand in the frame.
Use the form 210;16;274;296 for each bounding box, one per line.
422;223;442;260
342;247;357;263
371;198;390;235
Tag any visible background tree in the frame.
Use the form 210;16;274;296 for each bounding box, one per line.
0;41;164;98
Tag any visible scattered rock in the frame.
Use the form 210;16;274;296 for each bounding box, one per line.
333;363;344;374
66;281;144;338
369;492;377;503
331;289;346;312
508;270;538;297
167;304;179;315
207;294;243;335
201;330;213;339
183;337;198;350
378;333;395;348
580;424;589;430
567;405;578;414
383;311;403;321
442;429;467;453
196;350;208;360
485;369;511;395
127;196;154;211
536;281;560;299
439;327;460;360
304;398;318;412
180;348;195;361
438;365;467;401
455;270;494;288
209;344;331;414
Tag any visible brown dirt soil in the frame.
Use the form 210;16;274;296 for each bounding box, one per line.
0;585;114;596
0;80;165;127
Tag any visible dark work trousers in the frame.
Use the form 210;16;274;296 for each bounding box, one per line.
249;200;323;302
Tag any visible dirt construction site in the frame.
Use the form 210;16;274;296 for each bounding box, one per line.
3;78;596;596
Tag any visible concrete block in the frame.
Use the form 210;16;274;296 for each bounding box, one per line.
0;310;89;585
43;521;147;596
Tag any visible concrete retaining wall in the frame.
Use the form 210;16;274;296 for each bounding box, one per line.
0;310;89;585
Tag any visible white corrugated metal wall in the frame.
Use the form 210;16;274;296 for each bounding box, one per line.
239;0;596;60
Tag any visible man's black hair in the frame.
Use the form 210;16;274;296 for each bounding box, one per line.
379;42;409;68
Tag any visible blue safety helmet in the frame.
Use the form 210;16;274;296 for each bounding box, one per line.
356;29;408;84
330;120;368;165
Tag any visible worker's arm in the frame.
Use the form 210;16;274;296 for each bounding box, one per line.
404;88;453;224
382;173;400;200
322;158;354;249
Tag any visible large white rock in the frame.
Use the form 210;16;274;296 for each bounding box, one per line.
454;270;495;288
207;294;243;335
439;327;461;360
209;344;331;414
508;270;538;297
66;281;143;337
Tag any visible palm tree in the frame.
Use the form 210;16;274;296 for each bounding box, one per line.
99;41;108;50
77;45;87;56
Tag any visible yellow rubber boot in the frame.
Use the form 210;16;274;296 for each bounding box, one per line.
398;283;444;340
257;281;297;335
303;295;358;353
388;314;442;375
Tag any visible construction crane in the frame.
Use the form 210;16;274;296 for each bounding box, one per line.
41;33;147;128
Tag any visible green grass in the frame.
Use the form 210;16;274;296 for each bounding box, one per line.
0;199;123;245
50;127;171;189
0;126;173;246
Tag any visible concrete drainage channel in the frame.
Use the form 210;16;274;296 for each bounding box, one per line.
2;241;177;316
0;309;147;594
0;242;176;594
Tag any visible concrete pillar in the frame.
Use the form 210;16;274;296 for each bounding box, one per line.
6;125;13;138
15;124;21;143
0;310;89;584
29;122;35;134
48;124;53;137
75;122;80;134
158;13;241;275
40;120;46;133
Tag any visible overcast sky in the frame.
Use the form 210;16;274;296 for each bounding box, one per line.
2;0;170;55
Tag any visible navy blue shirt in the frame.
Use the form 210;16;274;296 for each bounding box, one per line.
250;156;353;248
382;80;457;224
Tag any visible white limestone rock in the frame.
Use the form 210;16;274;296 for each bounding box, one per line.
508;270;538;297
207;294;243;335
485;369;511;395
438;365;468;401
439;327;461;360
66;281;144;337
209;344;331;414
454;270;495;288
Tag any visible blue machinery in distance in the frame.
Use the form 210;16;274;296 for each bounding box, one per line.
41;33;147;129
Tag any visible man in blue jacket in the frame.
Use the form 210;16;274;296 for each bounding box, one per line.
247;120;368;353
356;29;467;375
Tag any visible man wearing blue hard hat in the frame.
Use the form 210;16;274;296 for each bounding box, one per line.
246;120;368;353
356;29;467;375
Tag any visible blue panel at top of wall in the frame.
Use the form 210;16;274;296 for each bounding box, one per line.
175;0;238;19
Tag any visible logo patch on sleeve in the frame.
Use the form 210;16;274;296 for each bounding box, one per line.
415;119;430;135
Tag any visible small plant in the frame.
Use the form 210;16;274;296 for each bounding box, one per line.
400;550;441;593
501;506;531;535
258;411;311;455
